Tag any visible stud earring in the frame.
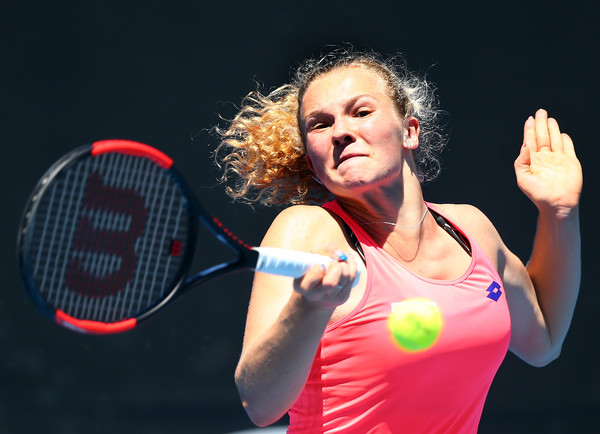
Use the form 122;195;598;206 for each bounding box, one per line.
405;135;413;150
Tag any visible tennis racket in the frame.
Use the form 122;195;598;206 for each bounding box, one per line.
17;139;355;334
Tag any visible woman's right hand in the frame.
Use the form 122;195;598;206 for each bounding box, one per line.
293;249;358;311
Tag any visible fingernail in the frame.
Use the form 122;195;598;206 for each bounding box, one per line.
335;251;348;261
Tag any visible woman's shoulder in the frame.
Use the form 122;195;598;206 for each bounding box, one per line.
276;203;333;219
429;202;493;226
430;202;505;258
261;204;347;250
273;204;340;229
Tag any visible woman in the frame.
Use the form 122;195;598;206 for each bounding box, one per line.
217;49;582;433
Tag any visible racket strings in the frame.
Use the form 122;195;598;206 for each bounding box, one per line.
28;152;192;322
74;154;145;320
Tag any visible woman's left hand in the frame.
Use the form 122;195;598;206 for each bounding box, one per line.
514;109;583;217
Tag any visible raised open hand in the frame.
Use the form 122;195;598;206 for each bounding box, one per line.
514;109;582;217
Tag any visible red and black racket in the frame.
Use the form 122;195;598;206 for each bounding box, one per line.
17;139;344;334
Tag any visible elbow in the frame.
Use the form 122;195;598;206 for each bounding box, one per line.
236;388;274;428
234;368;284;428
511;334;564;367
238;395;282;428
511;326;567;367
521;345;562;367
241;404;280;428
530;348;561;367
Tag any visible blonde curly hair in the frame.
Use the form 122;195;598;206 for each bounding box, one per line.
215;47;446;206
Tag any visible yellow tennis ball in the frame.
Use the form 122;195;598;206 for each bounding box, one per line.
388;298;443;352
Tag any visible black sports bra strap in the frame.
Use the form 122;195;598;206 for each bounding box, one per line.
342;221;366;264
428;208;472;256
341;208;472;262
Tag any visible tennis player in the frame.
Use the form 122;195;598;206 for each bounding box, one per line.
216;48;582;433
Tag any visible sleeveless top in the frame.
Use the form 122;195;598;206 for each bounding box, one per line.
287;200;511;433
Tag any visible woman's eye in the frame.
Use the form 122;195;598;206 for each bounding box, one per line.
355;109;371;117
309;122;328;131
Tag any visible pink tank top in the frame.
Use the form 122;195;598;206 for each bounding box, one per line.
287;200;511;433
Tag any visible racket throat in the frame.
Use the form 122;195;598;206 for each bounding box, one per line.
182;250;260;291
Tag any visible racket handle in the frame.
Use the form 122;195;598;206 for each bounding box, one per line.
253;247;361;287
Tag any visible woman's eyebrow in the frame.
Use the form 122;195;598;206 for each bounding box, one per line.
303;94;375;122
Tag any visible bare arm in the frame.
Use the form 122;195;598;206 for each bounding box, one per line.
234;206;359;426
506;109;582;366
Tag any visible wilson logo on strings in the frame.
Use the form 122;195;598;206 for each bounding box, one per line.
66;172;147;297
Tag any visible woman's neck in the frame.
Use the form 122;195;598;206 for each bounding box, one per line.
335;174;427;230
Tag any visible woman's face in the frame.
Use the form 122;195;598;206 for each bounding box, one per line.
300;66;411;197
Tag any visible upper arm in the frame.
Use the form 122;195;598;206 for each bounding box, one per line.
499;247;555;365
449;204;553;365
240;205;348;354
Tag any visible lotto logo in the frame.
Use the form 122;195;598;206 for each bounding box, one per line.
486;281;503;302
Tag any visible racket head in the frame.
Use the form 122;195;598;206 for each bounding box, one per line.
17;140;198;334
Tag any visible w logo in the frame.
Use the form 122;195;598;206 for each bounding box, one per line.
66;172;147;297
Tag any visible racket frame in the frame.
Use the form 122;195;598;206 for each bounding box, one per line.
18;140;261;334
17;145;102;329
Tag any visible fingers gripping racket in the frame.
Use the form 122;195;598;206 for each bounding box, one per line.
17;139;350;334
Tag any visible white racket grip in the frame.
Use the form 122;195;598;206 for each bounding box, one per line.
253;247;361;287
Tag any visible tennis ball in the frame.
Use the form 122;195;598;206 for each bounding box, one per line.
388;298;443;352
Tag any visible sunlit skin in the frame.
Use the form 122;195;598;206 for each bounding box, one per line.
515;114;582;216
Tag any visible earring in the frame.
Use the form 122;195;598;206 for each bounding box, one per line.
405;135;413;150
312;176;323;185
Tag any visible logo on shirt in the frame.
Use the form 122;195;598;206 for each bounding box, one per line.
486;281;503;301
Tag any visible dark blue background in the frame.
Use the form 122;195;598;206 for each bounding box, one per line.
2;1;598;432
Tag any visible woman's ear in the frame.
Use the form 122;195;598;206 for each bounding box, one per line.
404;116;421;149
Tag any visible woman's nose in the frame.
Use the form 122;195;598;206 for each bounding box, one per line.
332;121;355;146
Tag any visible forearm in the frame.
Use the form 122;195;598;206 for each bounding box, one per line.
526;206;581;350
235;292;333;427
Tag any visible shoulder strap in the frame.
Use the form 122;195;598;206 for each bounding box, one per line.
342;221;366;263
327;201;471;261
428;208;472;256
341;208;472;261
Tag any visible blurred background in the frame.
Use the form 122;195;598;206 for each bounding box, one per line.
2;1;598;432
